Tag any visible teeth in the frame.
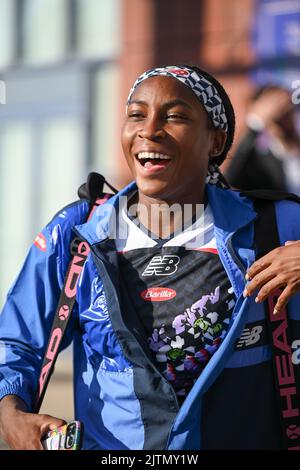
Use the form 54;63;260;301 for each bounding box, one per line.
137;152;171;160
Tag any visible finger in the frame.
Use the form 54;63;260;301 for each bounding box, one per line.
253;277;286;304
244;268;276;297
246;244;289;281
39;415;66;435
246;258;273;281
49;422;65;431
273;285;299;315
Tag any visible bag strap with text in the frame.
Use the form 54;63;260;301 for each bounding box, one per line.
254;198;300;450
34;173;117;413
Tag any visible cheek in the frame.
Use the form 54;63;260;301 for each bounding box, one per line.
179;133;210;161
191;131;211;158
121;126;128;150
121;127;133;157
121;129;137;174
178;138;210;177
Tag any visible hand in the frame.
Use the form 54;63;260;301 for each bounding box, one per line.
248;88;293;127
0;395;66;450
243;241;300;314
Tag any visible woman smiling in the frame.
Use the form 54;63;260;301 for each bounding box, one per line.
1;65;300;450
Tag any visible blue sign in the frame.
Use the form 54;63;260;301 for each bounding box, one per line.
251;0;300;88
253;0;300;58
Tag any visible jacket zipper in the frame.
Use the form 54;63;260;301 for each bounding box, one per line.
226;235;247;277
81;236;180;412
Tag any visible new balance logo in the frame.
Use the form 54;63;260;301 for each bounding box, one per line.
142;255;180;276
236;325;263;349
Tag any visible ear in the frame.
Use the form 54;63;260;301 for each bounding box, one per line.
208;129;227;160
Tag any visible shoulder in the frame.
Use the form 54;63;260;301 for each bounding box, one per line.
38;199;90;254
46;199;90;233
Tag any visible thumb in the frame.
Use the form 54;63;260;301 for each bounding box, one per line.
48;421;66;431
40;415;67;435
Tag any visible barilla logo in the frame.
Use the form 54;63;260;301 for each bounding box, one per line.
34;233;47;252
140;287;176;301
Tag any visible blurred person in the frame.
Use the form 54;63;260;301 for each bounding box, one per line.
1;66;300;450
225;85;300;194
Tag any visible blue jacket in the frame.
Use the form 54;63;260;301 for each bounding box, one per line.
1;182;300;450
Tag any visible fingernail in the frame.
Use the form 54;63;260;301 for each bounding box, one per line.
255;296;260;303
243;289;248;297
245;273;249;281
273;308;278;315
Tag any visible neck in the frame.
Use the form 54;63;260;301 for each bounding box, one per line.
132;189;206;239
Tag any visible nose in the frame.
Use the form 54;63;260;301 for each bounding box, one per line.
138;116;165;140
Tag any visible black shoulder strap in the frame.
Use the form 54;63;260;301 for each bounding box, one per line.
241;188;300;204
34;174;117;413
77;172;118;201
254;198;280;258
254;197;300;450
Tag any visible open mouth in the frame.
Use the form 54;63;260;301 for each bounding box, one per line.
136;152;172;171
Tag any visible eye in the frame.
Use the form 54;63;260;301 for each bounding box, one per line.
166;113;188;121
127;111;145;120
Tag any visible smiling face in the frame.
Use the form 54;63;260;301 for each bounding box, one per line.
121;75;226;205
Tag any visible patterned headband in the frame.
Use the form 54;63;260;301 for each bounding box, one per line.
127;65;228;132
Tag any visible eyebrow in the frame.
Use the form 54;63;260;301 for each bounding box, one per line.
128;99;193;110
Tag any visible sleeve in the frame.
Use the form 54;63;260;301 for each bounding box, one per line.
0;201;89;411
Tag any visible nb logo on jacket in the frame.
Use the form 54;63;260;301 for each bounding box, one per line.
142;255;180;276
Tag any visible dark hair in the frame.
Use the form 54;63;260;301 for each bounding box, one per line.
183;65;236;165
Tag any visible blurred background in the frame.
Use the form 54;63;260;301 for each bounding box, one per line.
0;0;299;449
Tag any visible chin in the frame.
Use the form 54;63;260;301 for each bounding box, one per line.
136;177;170;200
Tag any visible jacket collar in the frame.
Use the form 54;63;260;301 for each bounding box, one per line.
206;184;257;234
75;181;137;245
75;182;257;244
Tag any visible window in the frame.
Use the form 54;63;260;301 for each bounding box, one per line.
77;0;121;58
0;0;122;305
0;0;15;69
38;117;85;227
0;122;33;305
0;66;88;307
92;64;120;179
22;0;68;64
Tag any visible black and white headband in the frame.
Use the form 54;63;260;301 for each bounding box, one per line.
127;65;228;132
